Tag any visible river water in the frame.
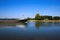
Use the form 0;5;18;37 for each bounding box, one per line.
0;22;60;40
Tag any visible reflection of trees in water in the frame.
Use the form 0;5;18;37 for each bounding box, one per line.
35;22;41;29
41;22;52;27
35;22;53;29
53;22;60;27
39;22;60;27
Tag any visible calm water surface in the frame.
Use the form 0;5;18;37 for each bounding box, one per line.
0;22;60;40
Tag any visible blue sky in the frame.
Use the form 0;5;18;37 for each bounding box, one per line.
0;0;60;18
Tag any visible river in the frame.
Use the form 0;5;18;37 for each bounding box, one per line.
0;22;60;40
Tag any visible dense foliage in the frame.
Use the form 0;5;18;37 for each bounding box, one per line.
53;16;60;20
35;13;41;20
34;13;60;20
27;13;60;20
40;16;52;20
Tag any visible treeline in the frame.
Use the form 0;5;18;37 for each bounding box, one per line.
28;13;60;20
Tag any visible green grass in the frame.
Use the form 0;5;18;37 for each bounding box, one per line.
28;20;60;22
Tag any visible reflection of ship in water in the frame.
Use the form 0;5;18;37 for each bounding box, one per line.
16;23;28;29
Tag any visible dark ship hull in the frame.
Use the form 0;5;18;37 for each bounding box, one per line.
18;19;28;23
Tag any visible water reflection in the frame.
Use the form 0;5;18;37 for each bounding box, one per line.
53;22;60;27
35;22;53;29
16;23;28;29
0;23;16;27
0;23;28;28
40;22;53;27
35;22;40;29
0;22;60;40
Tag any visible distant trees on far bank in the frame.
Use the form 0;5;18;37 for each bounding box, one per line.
28;13;60;20
40;16;52;20
35;13;53;20
35;13;41;20
53;16;60;20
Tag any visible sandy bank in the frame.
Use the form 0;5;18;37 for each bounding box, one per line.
28;20;60;22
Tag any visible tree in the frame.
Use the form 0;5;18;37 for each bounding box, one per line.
40;16;52;20
53;16;60;20
35;13;41;20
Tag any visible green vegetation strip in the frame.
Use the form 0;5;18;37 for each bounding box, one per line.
28;20;60;22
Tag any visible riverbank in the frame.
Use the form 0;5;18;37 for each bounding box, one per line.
0;18;28;23
28;20;60;22
0;20;60;23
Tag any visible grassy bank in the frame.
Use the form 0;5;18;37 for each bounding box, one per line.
28;20;60;22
